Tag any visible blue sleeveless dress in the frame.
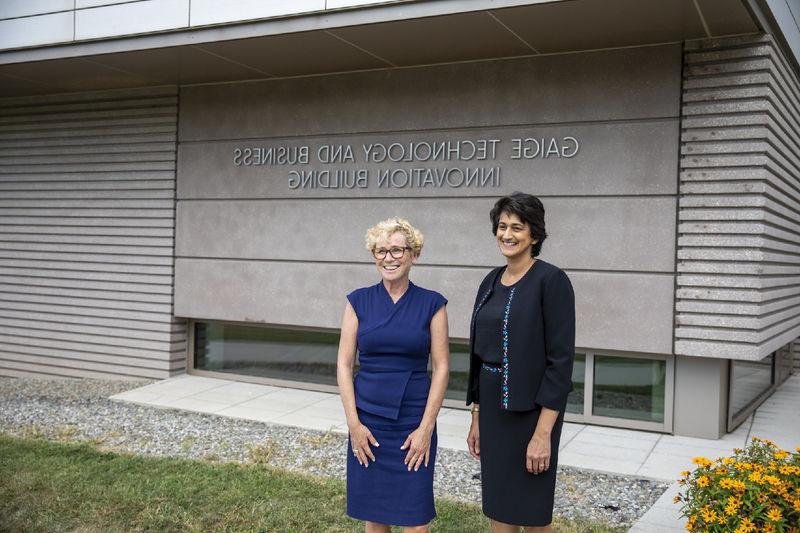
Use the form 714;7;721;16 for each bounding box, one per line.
345;280;447;526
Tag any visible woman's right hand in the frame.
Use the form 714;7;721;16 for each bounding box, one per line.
349;421;380;467
467;417;480;460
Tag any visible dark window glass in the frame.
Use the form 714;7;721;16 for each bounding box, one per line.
729;355;774;421
592;355;666;423
194;322;471;400
566;353;586;414
445;342;471;401
194;322;342;386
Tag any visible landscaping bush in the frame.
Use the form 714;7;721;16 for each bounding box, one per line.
676;437;799;532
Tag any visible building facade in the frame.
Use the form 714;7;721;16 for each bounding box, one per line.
0;0;798;439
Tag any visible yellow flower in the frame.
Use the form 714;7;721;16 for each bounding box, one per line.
696;475;710;487
722;457;735;465
681;470;690;477
773;450;788;460
793;498;800;512
748;471;762;483
720;478;735;489
766;508;782;522
731;479;746;492
701;508;719;523
763;474;781;486
735;517;756;533
763;524;776;533
692;456;713;468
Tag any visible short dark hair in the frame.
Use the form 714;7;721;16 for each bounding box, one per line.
490;192;547;257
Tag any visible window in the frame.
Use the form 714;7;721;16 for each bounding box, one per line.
194;321;470;399
592;355;666;423
728;354;775;428
192;322;673;430
566;353;585;414
194;322;341;386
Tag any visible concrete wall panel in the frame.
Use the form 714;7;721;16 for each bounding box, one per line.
77;1;143;8
75;0;189;40
178;45;681;141
327;0;403;7
175;259;675;353
175;197;677;272
175;46;681;357
0;11;73;49
177;120;679;198
0;0;72;20
190;0;325;26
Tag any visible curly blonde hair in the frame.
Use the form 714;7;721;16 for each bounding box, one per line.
365;217;424;256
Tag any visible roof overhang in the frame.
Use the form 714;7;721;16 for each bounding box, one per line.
0;0;763;98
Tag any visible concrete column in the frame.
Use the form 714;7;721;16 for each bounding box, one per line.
673;355;728;438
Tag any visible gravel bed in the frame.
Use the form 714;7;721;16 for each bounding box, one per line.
0;378;669;529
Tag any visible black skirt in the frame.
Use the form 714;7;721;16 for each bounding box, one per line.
479;366;564;527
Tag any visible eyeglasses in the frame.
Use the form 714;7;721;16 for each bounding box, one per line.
372;246;411;260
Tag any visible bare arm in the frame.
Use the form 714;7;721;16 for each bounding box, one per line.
402;305;450;471
467;405;480;460
336;302;379;467
527;407;559;473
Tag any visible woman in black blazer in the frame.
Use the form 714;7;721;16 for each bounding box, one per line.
466;192;575;532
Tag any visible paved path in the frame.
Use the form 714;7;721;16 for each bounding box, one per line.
630;375;800;532
112;374;800;531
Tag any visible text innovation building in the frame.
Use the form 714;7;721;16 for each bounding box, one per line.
1;0;799;439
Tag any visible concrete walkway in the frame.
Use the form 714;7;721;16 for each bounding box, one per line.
111;374;800;532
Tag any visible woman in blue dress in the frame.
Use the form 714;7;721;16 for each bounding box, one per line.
337;217;449;532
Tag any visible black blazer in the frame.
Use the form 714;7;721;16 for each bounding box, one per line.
466;259;575;412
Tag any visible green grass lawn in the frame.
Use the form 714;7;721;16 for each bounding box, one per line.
0;436;622;532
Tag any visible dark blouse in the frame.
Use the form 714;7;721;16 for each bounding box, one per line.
473;278;512;365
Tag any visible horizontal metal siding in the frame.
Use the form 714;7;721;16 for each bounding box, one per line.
676;35;800;361
0;86;186;379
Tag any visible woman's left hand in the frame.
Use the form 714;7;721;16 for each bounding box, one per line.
401;426;433;472
526;430;551;474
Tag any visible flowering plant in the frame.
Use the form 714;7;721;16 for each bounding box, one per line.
676;437;799;532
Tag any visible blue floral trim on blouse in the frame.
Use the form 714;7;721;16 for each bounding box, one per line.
481;363;501;374
472;289;491;322
501;286;516;409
